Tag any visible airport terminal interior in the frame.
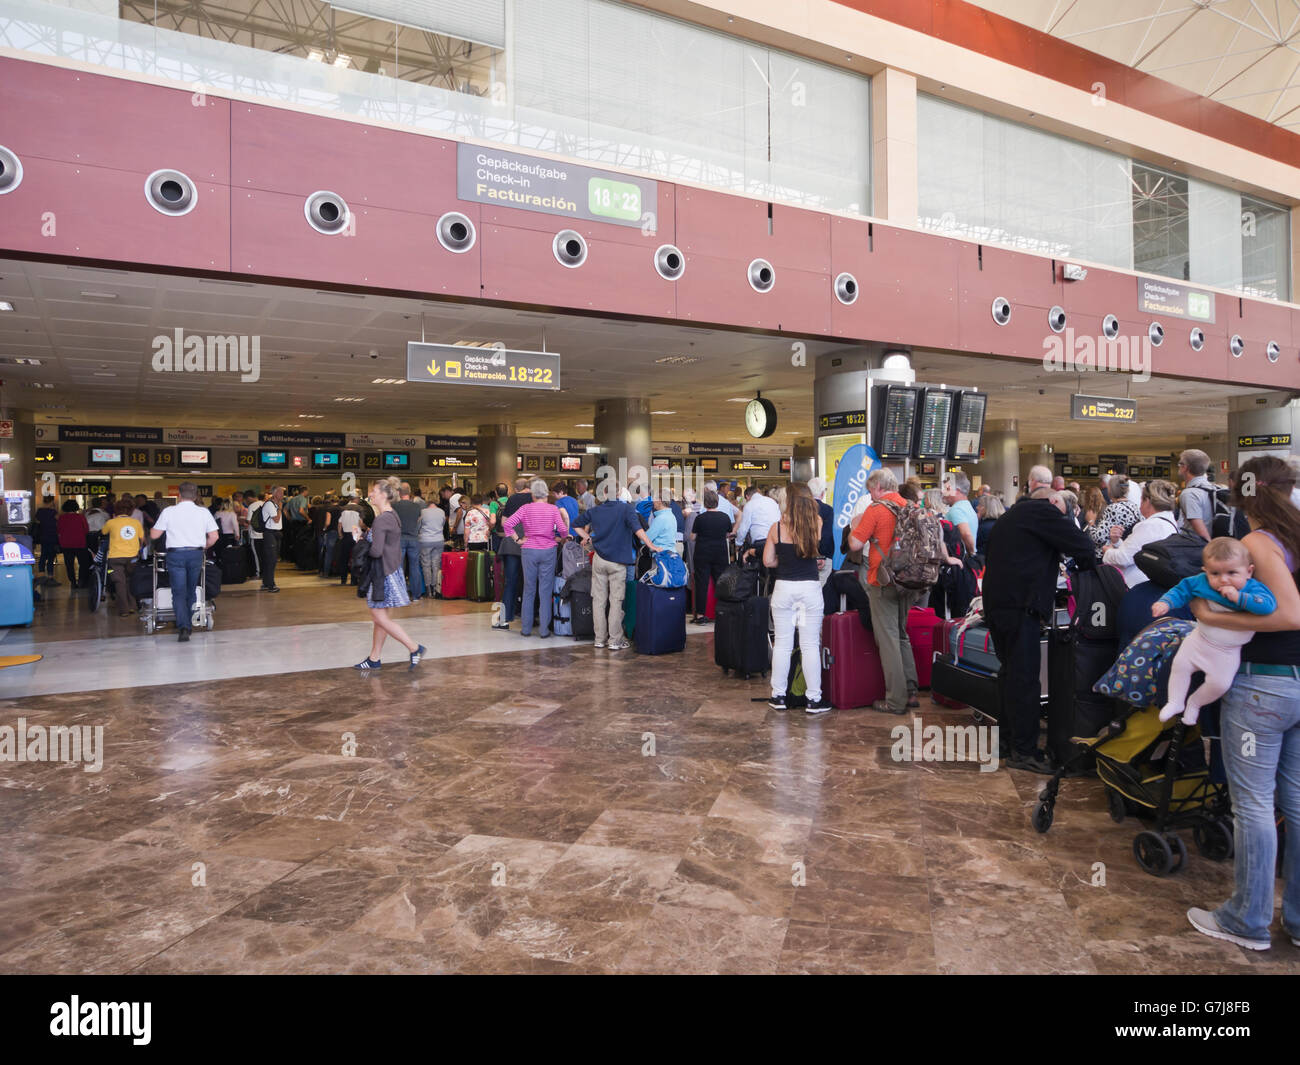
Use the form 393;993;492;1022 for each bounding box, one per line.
3;0;1300;976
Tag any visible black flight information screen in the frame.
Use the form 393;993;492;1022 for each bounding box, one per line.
914;389;955;459
875;385;920;460
950;390;987;460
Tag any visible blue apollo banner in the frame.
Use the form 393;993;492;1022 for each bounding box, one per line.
829;443;882;571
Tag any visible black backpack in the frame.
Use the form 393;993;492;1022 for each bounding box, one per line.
1134;532;1206;589
1069;564;1127;641
1188;483;1232;539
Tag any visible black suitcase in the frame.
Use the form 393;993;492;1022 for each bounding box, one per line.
293;535;317;572
931;654;1002;721
219;543;248;585
1047;628;1120;769
570;590;594;640
714;595;770;678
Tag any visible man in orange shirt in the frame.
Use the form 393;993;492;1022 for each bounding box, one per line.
848;468;920;715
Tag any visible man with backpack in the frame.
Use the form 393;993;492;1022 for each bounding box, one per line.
1177;449;1226;541
251;486;284;592
983;476;1100;774
848;468;945;716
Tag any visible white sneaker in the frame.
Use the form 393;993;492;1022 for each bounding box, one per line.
593;640;606;649
1186;908;1270;951
607;640;629;651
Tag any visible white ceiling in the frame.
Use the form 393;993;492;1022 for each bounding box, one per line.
0;257;1267;451
968;0;1300;130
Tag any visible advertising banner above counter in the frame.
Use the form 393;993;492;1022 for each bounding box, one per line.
458;144;657;230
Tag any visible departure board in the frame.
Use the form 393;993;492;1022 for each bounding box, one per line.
949;391;987;460
875;385;920;460
914;389;955;459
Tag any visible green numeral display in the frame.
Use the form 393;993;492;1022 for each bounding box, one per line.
588;178;641;221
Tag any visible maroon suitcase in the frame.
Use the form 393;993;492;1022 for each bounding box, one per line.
493;556;505;603
820;611;886;709
907;606;938;689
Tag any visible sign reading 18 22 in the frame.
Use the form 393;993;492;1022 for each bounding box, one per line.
1071;394;1138;423
407;342;560;391
458;145;657;229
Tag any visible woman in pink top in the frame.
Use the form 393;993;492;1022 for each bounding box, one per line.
501;478;569;637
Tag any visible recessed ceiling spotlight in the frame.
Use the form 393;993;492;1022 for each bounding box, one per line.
652;410;677;414
0;300;13;311
93;371;117;377
529;431;552;435
574;423;594;428
79;291;118;300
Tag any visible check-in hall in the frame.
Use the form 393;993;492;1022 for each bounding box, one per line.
2;0;1300;987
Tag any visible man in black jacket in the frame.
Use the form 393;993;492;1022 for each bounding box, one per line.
983;474;1099;773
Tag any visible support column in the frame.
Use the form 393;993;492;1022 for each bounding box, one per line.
0;418;35;502
870;67;918;224
594;398;651;494
974;419;1017;501
475;423;517;496
1227;393;1300;471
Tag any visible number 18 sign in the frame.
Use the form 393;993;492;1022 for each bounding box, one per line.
406;342;561;391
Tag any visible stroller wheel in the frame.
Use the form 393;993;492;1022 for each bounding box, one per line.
1166;834;1187;875
1107;789;1127;824
1133;831;1174;877
1193;821;1234;862
1031;800;1054;833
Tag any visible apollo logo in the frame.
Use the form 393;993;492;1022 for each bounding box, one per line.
49;996;151;1045
151;328;261;383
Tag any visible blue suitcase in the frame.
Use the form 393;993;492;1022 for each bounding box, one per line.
634;583;687;655
551;575;573;636
0;564;35;626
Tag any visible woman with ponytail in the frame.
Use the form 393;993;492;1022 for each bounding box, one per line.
1185;455;1300;951
762;483;828;714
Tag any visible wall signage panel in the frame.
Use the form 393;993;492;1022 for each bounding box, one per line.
1238;434;1291;448
1137;278;1215;323
425;435;478;452
259;431;346;448
407;342;560;391
1071;395;1138;423
818;411;866;432
458;143;657;229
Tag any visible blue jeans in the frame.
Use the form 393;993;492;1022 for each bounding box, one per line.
1214;672;1300;943
501;553;523;622
521;547;556;635
166;548;203;633
400;535;425;598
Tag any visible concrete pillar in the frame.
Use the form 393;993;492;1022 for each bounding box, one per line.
594;398;651;494
1019;446;1055;494
475;423;517;496
974;419;1017;501
791;444;815;484
1227;393;1300;471
870;67;918;224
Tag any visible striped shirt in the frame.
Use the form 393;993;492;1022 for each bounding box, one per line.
503;501;569;550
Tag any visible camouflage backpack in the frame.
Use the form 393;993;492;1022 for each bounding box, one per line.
866;500;946;591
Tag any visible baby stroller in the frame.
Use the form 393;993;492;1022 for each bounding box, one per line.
1033;705;1231;877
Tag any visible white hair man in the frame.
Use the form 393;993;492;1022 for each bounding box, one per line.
1026;465;1053;497
847;468;920;716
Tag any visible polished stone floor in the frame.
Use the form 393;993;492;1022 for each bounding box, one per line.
1;576;1297;974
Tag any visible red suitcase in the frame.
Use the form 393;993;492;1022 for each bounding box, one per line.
820;611;886;709
705;577;716;620
907;606;938;689
441;551;468;599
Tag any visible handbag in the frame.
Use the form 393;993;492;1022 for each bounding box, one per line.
1134;532;1206;589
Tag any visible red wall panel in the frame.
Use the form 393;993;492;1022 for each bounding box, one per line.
231;188;479;298
0;57;229;180
1;157;230;272
479;224;676;320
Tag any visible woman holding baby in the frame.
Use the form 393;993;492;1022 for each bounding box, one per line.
1177;455;1300;951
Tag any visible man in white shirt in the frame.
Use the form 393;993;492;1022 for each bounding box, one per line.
258;486;285;593
336;496;363;586
149;481;218;642
734;485;781;553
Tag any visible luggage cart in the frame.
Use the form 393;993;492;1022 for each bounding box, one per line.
140;548;214;634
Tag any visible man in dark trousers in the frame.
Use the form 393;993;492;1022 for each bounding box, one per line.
982;468;1098;774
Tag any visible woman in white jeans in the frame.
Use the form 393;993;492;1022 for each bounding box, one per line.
763;483;829;714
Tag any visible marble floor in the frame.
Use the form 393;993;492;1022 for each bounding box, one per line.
1;576;1296;974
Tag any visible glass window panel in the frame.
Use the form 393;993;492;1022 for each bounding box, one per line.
1241;196;1290;300
1188;177;1242;290
1132;164;1189;280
